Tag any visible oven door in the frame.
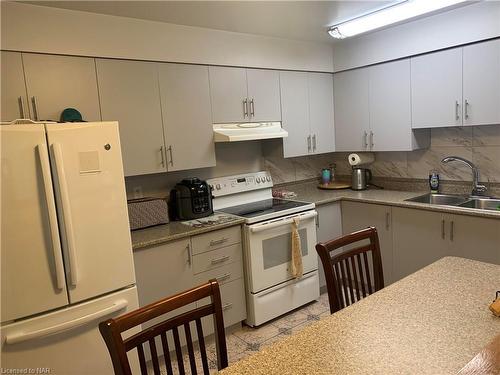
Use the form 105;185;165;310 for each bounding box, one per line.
245;210;318;293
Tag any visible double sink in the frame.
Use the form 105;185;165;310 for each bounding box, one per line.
406;193;500;212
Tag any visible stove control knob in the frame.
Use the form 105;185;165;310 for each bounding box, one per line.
256;177;261;183
216;184;221;190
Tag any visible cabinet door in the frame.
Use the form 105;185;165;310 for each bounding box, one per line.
309;73;335;154
96;59;166;176
392;208;447;281
333;68;369;151
1;51;30;121
448;214;500;264
22;53;101;122
411;48;463;128
369;59;412;151
341;202;394;285
209;66;248;123
159;63;215;171
316;203;342;288
280;71;310;158
246;69;281;122
463;39;500;126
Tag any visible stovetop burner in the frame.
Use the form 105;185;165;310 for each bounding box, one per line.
218;198;311;219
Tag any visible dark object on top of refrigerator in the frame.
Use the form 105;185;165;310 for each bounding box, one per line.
169;178;213;220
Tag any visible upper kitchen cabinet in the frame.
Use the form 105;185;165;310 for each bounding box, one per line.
96;59;166;176
369;59;429;151
1;51;30;121
281;71;335;157
209;66;281;123
462;39;500;126
334;68;369;152
158;63;216;171
411;48;463;129
22;53;101;122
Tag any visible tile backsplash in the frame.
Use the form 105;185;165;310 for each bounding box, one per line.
263;125;500;185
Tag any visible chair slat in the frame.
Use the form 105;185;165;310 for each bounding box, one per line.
340;259;351;306
345;257;356;303
332;261;343;309
172;326;185;375
160;332;174;375
349;256;361;301
149;338;161;375
184;322;198;375
195;318;210;375
363;252;373;294
136;344;148;375
356;254;367;298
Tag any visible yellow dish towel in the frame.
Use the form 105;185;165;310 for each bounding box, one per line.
291;217;303;278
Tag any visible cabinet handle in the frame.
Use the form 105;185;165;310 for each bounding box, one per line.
316;213;320;229
31;96;39;121
385;212;390;231
222;302;233;311
363;131;368;149
18;96;26;118
216;273;231;283
307;135;312;152
450;221;454;242
186;243;192;266
464;99;469;119
455;101;460;121
243;99;248;117
209;237;228;246
312;134;317;151
160;146;165;168
167;145;173;167
211;255;230;264
369;131;374;149
250;98;255;117
441;219;445;240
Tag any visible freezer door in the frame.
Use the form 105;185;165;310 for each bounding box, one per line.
1;124;69;322
45;122;136;303
1;286;140;375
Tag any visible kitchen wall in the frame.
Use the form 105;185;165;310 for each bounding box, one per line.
332;1;500;71
1;2;333;72
263;125;500;185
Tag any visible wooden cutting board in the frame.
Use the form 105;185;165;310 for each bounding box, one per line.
317;181;351;190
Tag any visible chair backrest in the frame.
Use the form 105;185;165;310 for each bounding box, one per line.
315;227;384;314
99;279;228;375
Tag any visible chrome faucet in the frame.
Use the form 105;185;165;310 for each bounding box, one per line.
441;156;488;197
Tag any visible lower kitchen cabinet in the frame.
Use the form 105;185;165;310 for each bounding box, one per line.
341;201;394;285
315;202;342;288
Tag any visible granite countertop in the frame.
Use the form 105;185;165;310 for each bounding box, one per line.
220;257;500;375
286;180;500;219
131;215;245;250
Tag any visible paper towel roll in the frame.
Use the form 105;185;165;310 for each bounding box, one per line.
348;153;375;166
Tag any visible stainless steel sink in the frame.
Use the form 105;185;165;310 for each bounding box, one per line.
405;193;469;206
457;198;500;211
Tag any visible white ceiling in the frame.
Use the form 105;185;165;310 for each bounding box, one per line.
21;1;392;44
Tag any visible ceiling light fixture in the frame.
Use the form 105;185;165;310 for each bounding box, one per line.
328;0;469;39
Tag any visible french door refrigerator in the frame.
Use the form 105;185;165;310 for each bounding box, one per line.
1;121;139;374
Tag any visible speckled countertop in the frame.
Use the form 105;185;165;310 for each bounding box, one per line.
131;215;245;250
220;257;500;375
287;180;500;219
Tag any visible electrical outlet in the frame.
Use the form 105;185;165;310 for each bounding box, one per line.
133;186;143;199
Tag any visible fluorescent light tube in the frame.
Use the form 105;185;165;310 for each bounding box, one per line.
328;0;469;39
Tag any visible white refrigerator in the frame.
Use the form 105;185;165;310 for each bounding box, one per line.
1;121;139;374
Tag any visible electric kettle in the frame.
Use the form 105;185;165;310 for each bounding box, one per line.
351;167;372;190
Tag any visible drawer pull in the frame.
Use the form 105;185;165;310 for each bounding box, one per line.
216;273;231;283
222;303;233;311
211;255;230;265
210;238;228;246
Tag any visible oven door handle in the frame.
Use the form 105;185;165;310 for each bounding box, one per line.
249;211;317;233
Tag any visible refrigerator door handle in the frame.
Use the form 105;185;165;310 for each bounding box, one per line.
37;144;65;290
4;299;128;345
51;143;79;286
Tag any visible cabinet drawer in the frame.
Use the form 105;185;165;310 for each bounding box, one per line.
191;226;241;255
192;243;242;274
194;261;243;286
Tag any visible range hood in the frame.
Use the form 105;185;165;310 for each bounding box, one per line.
213;122;288;142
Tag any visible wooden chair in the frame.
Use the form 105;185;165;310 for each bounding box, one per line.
316;227;384;314
99;279;228;375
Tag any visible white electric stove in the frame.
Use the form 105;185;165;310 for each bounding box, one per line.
207;172;320;326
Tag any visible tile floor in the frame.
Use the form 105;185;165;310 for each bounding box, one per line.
146;293;331;374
